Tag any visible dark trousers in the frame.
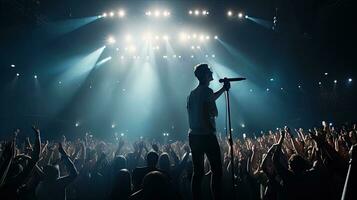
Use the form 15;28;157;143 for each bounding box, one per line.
189;134;222;200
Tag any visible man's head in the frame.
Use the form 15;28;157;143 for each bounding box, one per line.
194;63;213;83
289;154;309;173
146;151;159;168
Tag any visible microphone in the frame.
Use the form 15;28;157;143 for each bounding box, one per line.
219;77;246;83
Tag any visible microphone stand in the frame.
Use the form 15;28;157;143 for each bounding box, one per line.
225;86;236;196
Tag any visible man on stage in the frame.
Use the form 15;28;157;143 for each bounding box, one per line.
187;63;230;200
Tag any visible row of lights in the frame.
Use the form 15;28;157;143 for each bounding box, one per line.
100;9;126;18
99;9;250;19
112;44;210;53
145;10;171;17
111;54;216;60
227;10;248;19
107;33;218;44
188;9;209;16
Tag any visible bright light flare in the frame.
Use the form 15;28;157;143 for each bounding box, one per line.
107;36;116;44
238;12;243;18
194;10;200;15
348;78;353;83
227;11;233;16
125;34;132;42
189;10;193;15
118;10;125;17
109;11;115;17
102;12;107;17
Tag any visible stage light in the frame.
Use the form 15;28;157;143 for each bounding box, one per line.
194;10;200;15
107;36;116;44
298;85;301;88
122;88;126;92
179;32;187;42
318;81;322;85
238;12;243;18
120;133;125;137
348;78;352;82
270;78;274;81
142;32;153;41
128;45;136;53
280;87;283;90
111;124;116;128
163;55;168;59
202;10;208;15
324;72;328;76
16;73;20;77
196;45;201;49
191;55;194;58
125;34;132;42
266;88;270;91
189;10;193;15
163;35;169;40
109;12;115;17
155;10;160;17
214;35;218;39
205;54;209;58
173;55;177;58
102;12;107;17
199;35;205;41
116;48;119;51
205;35;210;40
11;64;15;68
163;11;170;16
245;15;249;19
34;75;37;79
334;80;337;84
191;46;195;49
59;81;62;84
120;56;124;60
178;55;182;58
118;10;125;17
227;11;233;17
192;33;197;39
140;136;143;139
211;54;215;58
75;122;79;127
241;124;245;128
249;89;253;92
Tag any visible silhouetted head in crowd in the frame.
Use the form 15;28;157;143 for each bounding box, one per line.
289;154;309;174
194;63;213;85
111;169;132;199
146;151;159;168
158;153;170;172
43;164;60;181
142;171;170;200
113;155;127;171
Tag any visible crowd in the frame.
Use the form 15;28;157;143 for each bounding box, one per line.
0;124;356;200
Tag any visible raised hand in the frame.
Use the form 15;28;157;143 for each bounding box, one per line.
58;142;68;157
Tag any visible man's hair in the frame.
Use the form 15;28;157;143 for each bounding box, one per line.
194;63;211;81
146;151;159;167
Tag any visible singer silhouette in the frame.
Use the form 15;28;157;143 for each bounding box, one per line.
187;63;230;200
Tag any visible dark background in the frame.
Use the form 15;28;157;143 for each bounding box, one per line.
0;0;355;141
